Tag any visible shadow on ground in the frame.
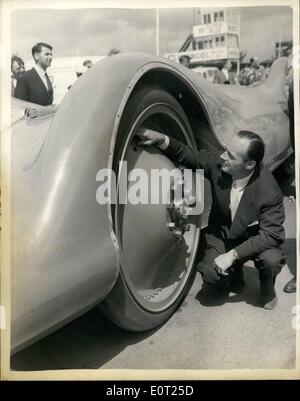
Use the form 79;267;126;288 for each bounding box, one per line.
11;308;157;371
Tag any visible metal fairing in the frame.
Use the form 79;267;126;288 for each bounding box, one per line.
11;53;291;352
187;57;291;170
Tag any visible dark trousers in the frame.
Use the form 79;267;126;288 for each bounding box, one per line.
197;234;286;300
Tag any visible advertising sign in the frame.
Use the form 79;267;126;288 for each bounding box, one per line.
193;22;239;37
165;48;239;63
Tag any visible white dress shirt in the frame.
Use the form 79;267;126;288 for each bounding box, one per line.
230;172;254;221
34;64;50;90
158;134;254;222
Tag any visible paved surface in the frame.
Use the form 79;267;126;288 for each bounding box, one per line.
11;196;297;371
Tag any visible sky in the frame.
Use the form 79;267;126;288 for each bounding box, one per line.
11;5;293;63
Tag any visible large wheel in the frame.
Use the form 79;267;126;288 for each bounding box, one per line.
100;85;201;331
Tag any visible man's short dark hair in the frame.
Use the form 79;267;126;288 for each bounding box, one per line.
179;55;190;63
237;130;265;164
83;59;92;67
11;55;24;69
32;42;52;58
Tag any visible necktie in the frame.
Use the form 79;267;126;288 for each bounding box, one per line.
45;72;53;94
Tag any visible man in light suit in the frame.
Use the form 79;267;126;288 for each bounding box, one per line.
213;60;234;84
15;42;53;106
138;129;286;309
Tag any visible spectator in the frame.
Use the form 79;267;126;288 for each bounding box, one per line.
83;59;93;69
213;60;234;84
15;42;54;106
229;63;240;85
239;57;266;86
284;46;292;58
179;55;191;69
11;55;25;96
239;66;256;86
249;57;267;86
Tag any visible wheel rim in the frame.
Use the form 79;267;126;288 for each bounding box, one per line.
115;102;200;312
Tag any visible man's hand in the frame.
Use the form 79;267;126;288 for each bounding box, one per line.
136;128;166;147
214;249;238;276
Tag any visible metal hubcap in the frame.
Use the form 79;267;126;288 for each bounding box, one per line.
115;103;200;312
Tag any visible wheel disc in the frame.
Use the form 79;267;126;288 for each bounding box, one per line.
115;103;201;313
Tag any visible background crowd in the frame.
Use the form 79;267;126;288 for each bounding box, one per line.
179;46;293;88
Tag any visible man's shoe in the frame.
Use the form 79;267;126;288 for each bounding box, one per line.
229;268;245;294
229;277;245;294
283;277;296;293
262;295;278;310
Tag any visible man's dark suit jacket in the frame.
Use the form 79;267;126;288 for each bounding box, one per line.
164;137;285;261
14;67;53;106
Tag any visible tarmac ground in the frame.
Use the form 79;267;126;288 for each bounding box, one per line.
11;187;297;372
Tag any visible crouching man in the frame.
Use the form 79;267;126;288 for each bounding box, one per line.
137;129;286;309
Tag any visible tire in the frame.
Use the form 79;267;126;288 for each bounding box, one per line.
100;84;201;331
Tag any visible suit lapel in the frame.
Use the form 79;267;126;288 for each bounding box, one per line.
32;68;52;101
228;168;259;239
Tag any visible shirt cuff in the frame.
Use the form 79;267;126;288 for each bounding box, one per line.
158;135;170;150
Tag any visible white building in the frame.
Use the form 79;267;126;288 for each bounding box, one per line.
165;8;240;71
